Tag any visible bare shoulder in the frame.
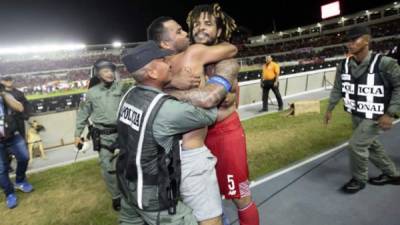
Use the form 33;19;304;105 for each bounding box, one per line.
184;44;206;57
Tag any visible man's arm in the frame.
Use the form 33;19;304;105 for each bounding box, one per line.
375;57;400;130
167;59;240;108
383;57;400;116
154;100;218;137
165;66;201;90
260;65;265;88
167;43;237;90
324;65;343;125
220;80;239;108
1;92;23;112
74;95;93;138
187;42;238;65
16;90;32;119
152;99;218;153
274;63;280;86
326;66;343;112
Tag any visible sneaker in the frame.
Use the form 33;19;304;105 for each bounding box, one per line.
369;174;400;186
6;193;17;209
258;108;268;113
112;197;121;211
341;178;366;194
15;181;34;193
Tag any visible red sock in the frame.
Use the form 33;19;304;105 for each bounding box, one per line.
238;201;260;225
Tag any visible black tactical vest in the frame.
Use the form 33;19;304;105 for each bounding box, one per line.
116;86;181;214
340;53;391;120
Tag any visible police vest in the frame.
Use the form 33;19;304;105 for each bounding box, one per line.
116;86;181;213
0;97;18;140
341;53;391;120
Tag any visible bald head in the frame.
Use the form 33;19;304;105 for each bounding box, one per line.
265;55;273;64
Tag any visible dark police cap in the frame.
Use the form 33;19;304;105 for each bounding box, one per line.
121;41;173;73
346;25;371;41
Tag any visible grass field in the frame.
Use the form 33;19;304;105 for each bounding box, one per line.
0;100;353;225
26;89;87;101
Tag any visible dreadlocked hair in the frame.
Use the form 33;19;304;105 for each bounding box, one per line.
186;3;237;43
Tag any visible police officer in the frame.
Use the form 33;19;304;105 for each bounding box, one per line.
75;59;130;211
325;26;400;194
117;41;236;224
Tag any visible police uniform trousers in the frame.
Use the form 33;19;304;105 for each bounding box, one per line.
348;115;399;183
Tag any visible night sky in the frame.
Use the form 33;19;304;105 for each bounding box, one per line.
0;0;395;46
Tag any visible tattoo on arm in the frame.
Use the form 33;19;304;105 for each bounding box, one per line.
165;59;239;109
214;59;240;85
167;84;227;109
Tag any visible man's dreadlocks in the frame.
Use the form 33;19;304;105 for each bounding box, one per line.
186;3;237;43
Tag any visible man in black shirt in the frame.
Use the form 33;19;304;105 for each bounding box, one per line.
1;76;31;170
1;76;31;137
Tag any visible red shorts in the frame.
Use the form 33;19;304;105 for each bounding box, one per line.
205;111;251;199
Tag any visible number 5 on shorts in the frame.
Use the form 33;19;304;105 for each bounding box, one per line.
227;174;237;196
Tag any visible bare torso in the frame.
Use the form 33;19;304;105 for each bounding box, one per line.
165;52;208;150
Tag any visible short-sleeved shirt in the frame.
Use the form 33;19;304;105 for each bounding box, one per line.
262;61;280;81
75;81;131;137
136;85;217;152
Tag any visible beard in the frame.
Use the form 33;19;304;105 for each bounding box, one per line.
193;31;217;45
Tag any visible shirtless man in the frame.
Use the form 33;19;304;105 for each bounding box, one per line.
147;16;239;225
187;4;260;225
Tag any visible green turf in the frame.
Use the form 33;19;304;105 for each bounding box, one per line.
243;100;352;179
0;99;352;225
26;89;87;100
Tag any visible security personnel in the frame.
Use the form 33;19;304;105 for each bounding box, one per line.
117;41;235;224
75;59;130;211
260;55;283;112
325;26;400;194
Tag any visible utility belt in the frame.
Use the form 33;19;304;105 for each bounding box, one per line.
88;124;118;153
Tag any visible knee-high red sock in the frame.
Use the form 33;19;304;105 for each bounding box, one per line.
238;201;260;225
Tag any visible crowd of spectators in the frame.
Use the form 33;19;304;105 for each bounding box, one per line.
1;18;399;94
240;38;400;66
0;53;120;75
237;19;400;58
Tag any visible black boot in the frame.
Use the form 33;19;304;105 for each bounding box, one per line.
369;174;400;185
341;178;366;194
112;197;121;211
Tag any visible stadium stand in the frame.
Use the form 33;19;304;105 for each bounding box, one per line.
0;2;398;114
